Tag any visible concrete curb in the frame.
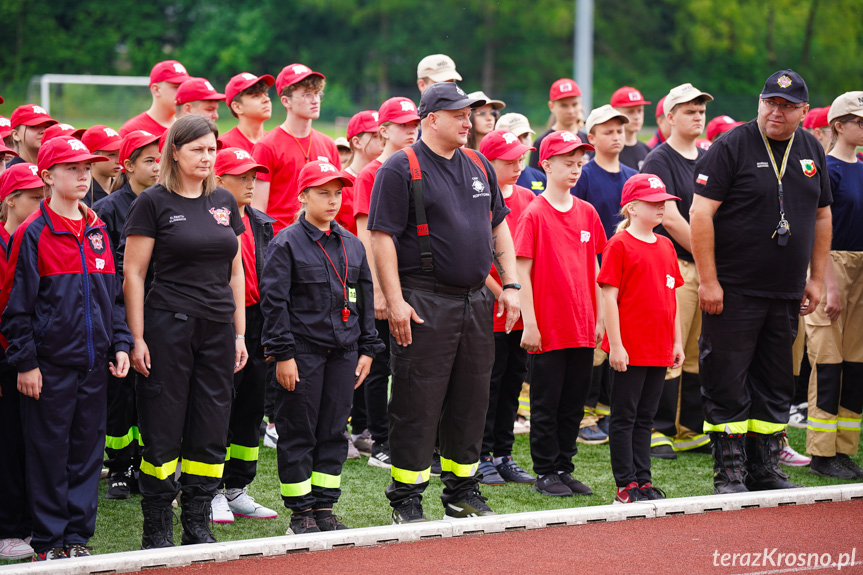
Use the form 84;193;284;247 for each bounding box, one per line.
4;483;862;574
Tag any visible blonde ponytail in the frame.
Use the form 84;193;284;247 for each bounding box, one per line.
616;200;639;233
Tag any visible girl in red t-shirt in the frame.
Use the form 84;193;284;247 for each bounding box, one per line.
598;173;684;504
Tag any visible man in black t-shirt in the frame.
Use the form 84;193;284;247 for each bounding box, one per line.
641;83;713;460
369;82;520;523
690;69;832;495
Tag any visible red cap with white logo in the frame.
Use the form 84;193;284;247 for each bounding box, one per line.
176;78;226;105
43;123;86;143
298;160;352;191
610;86;652;107
119;130;161;171
150;60;191;84
549;78;582;101
275;63;325;94
346;111;380;140
225;72;275;104
377;97;420;125
539;131;594;163
215;147;270;177
82;125;123;152
37;136;108;174
479;130;534;161
10;104;57;129
0;115;13;139
620;173;681;205
0;163;43;200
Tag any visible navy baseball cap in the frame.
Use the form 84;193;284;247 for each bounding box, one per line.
418;83;485;120
761;69;809;104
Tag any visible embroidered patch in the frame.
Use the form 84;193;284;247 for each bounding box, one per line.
800;159;816;177
88;231;106;254
696;174;709;185
777;75;792;89
209;207;231;225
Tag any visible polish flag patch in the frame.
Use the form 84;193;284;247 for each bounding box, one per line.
696;173;709;185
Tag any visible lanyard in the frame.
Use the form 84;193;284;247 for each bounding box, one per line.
759;130;795;220
315;234;351;322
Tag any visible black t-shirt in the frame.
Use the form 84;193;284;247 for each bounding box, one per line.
619;141;651;171
124;184;245;322
368;139;509;287
694;120;832;299
83;179;109;207
641;142;704;262
528;128;591;170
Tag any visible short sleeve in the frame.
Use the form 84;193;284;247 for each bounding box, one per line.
484;156;510;228
670;242;685;287
693;139;735;202
228;194;245;236
592;208;607;255
597;237;624;288
815;143;833;208
514;209;536;259
252;140;275;183
367;156;410;236
123;191;158;239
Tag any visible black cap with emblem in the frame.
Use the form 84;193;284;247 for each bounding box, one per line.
418;82;486;120
761;69;809;104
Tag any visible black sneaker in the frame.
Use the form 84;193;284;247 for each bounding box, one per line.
368;442;392;469
650;444;678;459
835;454;863;478
495;456;535;484
106;473;131;500
478;456;505;486
392;497;428;524
315;514;348;531
559;473;593;495
430;450;442;477
65;544;91;558
286;514;321;535
810;455;857;479
32;547;67;561
533;473;573;497
444;488;496;518
640;482;666;500
597;416;610;436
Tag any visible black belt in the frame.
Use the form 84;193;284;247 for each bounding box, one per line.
400;274;485;297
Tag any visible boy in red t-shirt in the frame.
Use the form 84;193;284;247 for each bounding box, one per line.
220;73;275;154
120;60;190;136
174;77;225;122
598;173;684;503
477;130;536;486
251;64;340;232
515;131;606;497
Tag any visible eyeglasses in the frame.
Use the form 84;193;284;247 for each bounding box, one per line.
845;118;863;129
761;99;805;112
475;110;499;118
293;91;325;103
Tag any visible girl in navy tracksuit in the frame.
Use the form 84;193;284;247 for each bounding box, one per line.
0;136;132;561
261;160;383;535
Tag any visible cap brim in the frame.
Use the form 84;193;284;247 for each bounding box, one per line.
761;92;806;104
439;97;486;113
383;112;420;125
219;162;270;176
497;144;535;161
0;145;19;157
91;140;123;153
638;192;681;203
303;174;353;189
20;118;59;128
485;99;505;110
426;71;462;82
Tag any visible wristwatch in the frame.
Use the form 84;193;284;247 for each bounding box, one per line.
502;283;521;291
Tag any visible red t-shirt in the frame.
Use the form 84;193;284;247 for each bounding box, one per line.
336;172;358;236
491;185;534;333
240;213;260;307
353;159;383;218
252;127;341;232
598;231;683;366
219;126;262;154
119;112;168;138
515;195;606;352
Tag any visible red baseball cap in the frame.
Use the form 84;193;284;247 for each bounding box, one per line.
215;147;269;177
620;173;681;205
10;104;57;129
346;110;380;140
538;131;594;163
119;130;160;171
610;86;652;107
0;163;43;200
150;60;191;84
802;107;830;130
37;136;108;173
225;72;275;104
655;96;667;119
0;115;12;138
0;142;19;158
298;160;352;191
176;78;226;105
82;125;123;152
479;130;534;161
42;123;86;143
378;97;420;125
549;78;582;101
705;115;744;141
275;63;325;94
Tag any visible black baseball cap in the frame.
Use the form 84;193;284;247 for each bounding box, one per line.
761;69;809;104
418;82;486;120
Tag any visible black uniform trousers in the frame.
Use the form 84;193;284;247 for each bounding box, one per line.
529;347;593;476
275;343;356;512
609;366;665;487
482;329;527;457
0;362;31;540
22;358;107;552
349;319;391;445
136;307;234;506
385;278;494;508
700;292;797;431
104;371;139;474
223;303;266;489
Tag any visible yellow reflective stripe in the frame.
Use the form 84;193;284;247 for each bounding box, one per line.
703;421;748;434
439;457;478;477
807;416;838;432
391;466;430;485
140;458;178;480
747;419;786;434
650;433;673;447
310;471;340;488
673;434;711;451
229;444;259;462
595;405;611;416
105;426;141;450
280;478;312;497
837;417;861;430
180;459;224;478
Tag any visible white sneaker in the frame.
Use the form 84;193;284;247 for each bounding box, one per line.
226;487;278;519
211;491;235;523
0;537;34;559
779;444;811;467
263;424;278;449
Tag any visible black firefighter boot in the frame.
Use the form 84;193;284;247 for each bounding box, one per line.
141;499;176;549
181;495;217;545
744;432;803;491
709;432;749;494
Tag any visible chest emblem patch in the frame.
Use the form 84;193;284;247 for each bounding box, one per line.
471;177;485;193
666;274;675;289
210;207;231;226
800;159;816;177
580;230;591;243
88;231;106;254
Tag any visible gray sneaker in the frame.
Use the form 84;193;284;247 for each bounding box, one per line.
345;432;360;460
352;429;373;456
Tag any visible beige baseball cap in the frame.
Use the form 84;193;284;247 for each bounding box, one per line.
585;105;630;133
663;83;714;114
468;91;505;110
334;137;350;149
417;54;462;82
828;91;863;124
496;113;535;136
